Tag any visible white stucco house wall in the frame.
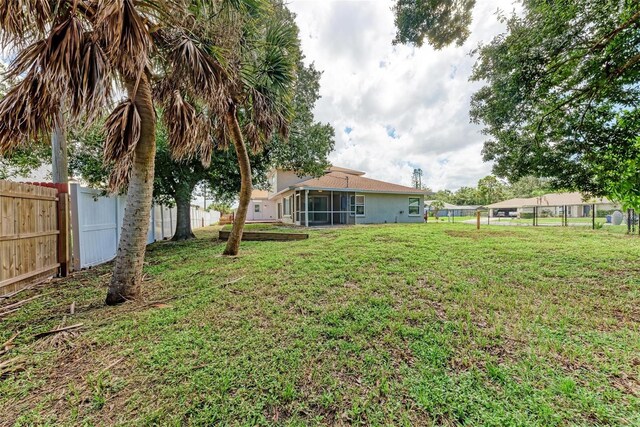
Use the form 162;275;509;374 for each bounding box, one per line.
246;190;278;222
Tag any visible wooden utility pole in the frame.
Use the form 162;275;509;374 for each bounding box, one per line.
51;115;70;277
51;118;68;185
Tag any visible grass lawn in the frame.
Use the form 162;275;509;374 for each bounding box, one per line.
1;223;639;426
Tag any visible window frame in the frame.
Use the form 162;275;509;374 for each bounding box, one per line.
254;204;261;213
349;194;366;217
408;197;421;216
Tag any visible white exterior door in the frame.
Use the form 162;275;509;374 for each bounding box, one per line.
253;202;262;220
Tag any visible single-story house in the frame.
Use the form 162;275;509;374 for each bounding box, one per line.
267;166;426;226
486;192;620;218
424;201;483;217
246;190;277;221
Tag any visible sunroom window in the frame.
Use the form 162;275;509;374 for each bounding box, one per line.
350;195;365;216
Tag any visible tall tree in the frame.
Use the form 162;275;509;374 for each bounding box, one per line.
507;176;552;199
451;186;481;205
217;6;301;256
477;175;506;205
152;130;272;241
0;1;231;305
470;0;640;206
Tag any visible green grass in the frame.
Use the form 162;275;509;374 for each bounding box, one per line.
1;223;639;426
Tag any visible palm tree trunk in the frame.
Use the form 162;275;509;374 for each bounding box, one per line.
172;191;196;241
106;74;156;305
223;107;252;256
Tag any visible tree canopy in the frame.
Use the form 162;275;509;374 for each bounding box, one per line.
393;0;476;48
393;0;640;210
430;175;551;206
470;0;640;208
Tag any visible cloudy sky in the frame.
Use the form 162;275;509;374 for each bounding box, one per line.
288;0;516;190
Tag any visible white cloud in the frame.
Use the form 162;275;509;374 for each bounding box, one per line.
289;0;516;190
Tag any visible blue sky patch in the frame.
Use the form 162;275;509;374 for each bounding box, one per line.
344;126;353;134
385;125;398;139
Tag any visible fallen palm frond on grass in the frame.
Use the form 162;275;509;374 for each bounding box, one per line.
34;324;84;351
0;291;53;312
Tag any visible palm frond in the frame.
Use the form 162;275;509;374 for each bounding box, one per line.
103;99;141;190
95;0;152;79
71;35;112;118
163;90;212;165
7;39;48;78
7;13;111;124
155;28;230;116
9;13;85;86
220;0;268;18
43;12;85;71
0;0;52;46
196;113;213;167
0;72;58;154
108;155;135;191
238;17;298;151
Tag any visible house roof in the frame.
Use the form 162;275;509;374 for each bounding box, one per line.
486;192;613;209
291;171;426;194
486;197;535;209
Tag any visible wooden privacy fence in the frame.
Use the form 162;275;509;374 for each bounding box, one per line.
0;180;70;296
219;213;234;225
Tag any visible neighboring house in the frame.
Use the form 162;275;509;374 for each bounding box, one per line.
267;166;426;226
246;190;277;222
424;201;482;217
486;192;620;218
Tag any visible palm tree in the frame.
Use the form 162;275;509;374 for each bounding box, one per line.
220;8;300;256
154;2;300;256
0;0;301;302
0;1;228;305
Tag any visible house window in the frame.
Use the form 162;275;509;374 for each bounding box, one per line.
350;195;365;216
283;198;290;215
408;197;421;216
254;204;261;213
